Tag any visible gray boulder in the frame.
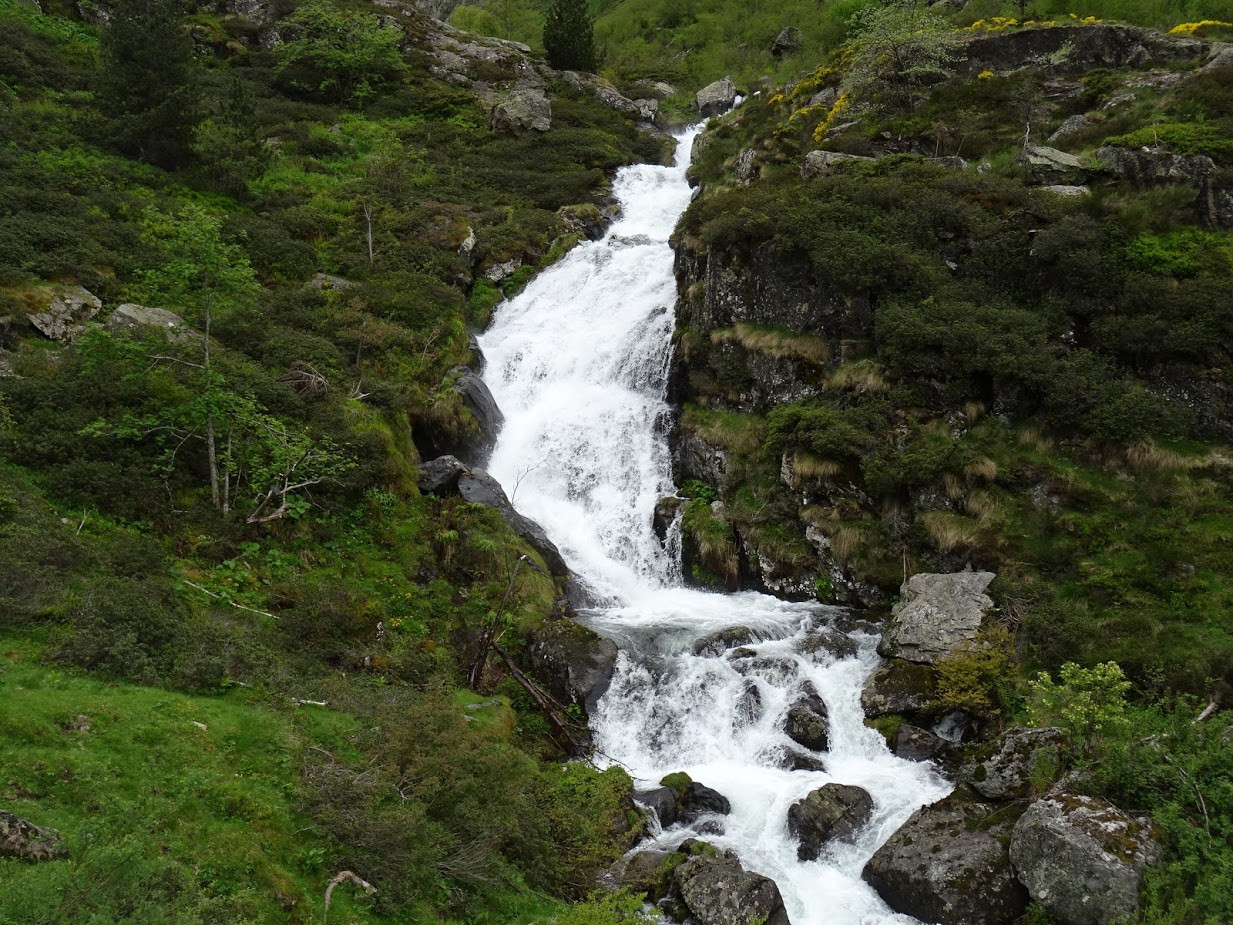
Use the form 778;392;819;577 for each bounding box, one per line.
1048;113;1101;143
526;618;618;714
1021;145;1087;185
106;303;193;341
613;847;672;899
877;571;996;664
681;781;732;821
1040;184;1090;197
28;286;101;343
1010;791;1161;925
417;455;468;494
771;27;802;59
1204;42;1233;71
861;660;938;717
696;76;737;117
447;366;504;463
692;625;756;656
801;150;873;179
775;747;828;772
491;89;551;135
963;726;1066;800
893;723;951;762
673;850;792;925
1096;145;1216;186
797;629;858;662
787;783;873;860
864;786;1029;925
783;684;829;751
456;468;570;576
0;810;66;862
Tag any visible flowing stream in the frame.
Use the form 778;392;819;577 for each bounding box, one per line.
479;127;951;925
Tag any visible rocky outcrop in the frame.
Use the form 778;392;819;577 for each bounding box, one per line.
527;618;618;714
446;366;504;463
0;811;67;862
962;726;1066;800
673;846;792;925
864;786;1029;925
1096;145;1216;186
28;286;101;344
417;454;468;493
1010;791;1161;925
801;150;873;179
106;303;193;341
787;783;873;860
783;683;829;751
861;660;938;718
893;723;952;763
770;27;802;59
1020;145;1087;185
877;571;996;664
961;24;1208;77
491;88;551;135
696;76;737;117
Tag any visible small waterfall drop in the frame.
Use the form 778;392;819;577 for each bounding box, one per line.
479;129;951;925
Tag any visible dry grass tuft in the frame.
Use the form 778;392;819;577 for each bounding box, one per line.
827;359;889;393
791;451;843;481
920;511;981;553
1126;439;1213;473
712;323;830;365
964;489;1001;521
962;401;986;424
1017;425;1055;453
965;456;999;482
942;471;965;501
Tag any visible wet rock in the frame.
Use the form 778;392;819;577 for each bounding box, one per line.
653;495;684;543
28;286;101;344
783;684;829;751
963;726;1066;800
527;618;618;714
1020;144;1087;185
735;680;763;725
788;783;873;860
106;304;193;341
893;723;951;763
692;626;756;657
456;469;569;576
863;786;1029;925
1010;791;1161;925
801;150;873;179
635;786;679;828
797;630;858;662
774;746;827;772
732;655;798;684
0;810;67;862
673;848;792;925
614;847;672;899
681;781;732;820
491;88;551;135
861;660;939;718
446;365;504;463
417;455;468;494
696;76;737;117
877;571;996;664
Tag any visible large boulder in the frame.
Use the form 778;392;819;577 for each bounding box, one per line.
893;723;952;763
612;847;673;900
526;618;618;714
692;625;756;656
770;27;802;59
0;810;67;862
106;303;192;341
801;150;873;179
456;468;570;576
1095;145;1216;186
864;786;1029;925
673;848;792;925
1010;791;1161;925
877;571;996;664
417;455;468;494
787;783;873;860
28;286;101;344
696;76;737;117
1021;145;1087;185
491;88;551;135
783;684;830;751
861;660;938;717
963;726;1066;800
635;786;680;828
447;365;504;463
681;781;732;821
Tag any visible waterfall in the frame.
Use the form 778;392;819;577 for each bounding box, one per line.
479;129;951;925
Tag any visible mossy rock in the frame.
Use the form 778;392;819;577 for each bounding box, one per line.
659;771;693;797
861;660;940;718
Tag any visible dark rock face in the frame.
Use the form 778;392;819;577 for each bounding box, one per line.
417;455;468;494
893;723;951;763
770;26;802;59
526;618;618;714
796;629;858;662
1010;791;1161;925
961;24;1206;77
1096;145;1216;186
635;786;679;828
962;726;1066;800
673;850;792;925
783;684;829;751
788;783;873;860
456;469;570;576
692;625;756;656
775;747;828;772
877;571;996;664
863;786;1029;925
861;660;938;718
447;366;505;464
653;495;684;543
681;781;733;821
0;811;67;862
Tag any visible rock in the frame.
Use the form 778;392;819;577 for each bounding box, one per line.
877;571;996;664
628;79;677;100
861;660;939;717
1040;184;1090;197
864;786;1029;925
801;149;873;179
963;726;1066;800
652;496;684;543
1200;179;1233;231
483;258;521;283
634;97;660;123
734;148;759;184
614;848;672;899
1096;145;1216;186
775;747;828;772
1021;144;1087;185
0;810;67;862
417;455;468;494
681;781;732;820
1048;114;1100;143
635;786;679;828
456;469;570;576
692;626;756;657
308;272;357;291
893;723;951;762
962;24;1205;77
783;684;829;751
929;155;970;170
735;679;763;725
491;88;551;135
770;27;802;59
1203;42;1233;71
527;618;618;714
447;366;504;463
28;286;101;344
696;76;737;117
797;630;858;662
557;203;611;241
105;303;193;341
673;851;792;925
788;783;873;860
1011;791;1161;925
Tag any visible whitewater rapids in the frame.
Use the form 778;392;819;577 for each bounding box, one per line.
479;127;951;925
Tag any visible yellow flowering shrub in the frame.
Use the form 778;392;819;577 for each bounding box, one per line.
978;69;995;79
1169;20;1233;34
812;92;850;143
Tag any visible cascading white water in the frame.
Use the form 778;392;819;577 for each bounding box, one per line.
480;128;951;925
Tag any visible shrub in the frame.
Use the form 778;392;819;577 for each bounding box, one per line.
1028;661;1131;747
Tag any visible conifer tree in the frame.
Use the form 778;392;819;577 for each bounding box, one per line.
543;0;599;73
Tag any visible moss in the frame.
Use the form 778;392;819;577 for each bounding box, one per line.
659;771;692;796
865;714;906;745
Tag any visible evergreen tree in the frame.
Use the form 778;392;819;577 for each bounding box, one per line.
98;0;199;169
543;0;599;73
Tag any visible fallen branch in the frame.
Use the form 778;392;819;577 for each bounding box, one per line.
1194;700;1219;724
324;871;375;924
292;698;329;708
180;578;276;619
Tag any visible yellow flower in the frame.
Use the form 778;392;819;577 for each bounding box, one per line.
1169;20;1233;34
978;70;995;80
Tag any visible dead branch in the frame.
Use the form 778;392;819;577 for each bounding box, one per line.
180;578;276;619
1194;700;1219;724
324;871;375;924
280;361;330;398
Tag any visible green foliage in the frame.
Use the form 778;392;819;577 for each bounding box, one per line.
842;0;961;114
659;771;692;796
1105;122;1233;165
275;0;406;105
1028;661;1131;746
934;624;1017;720
1125;229;1233;278
544;0;599;72
680;478;718;504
